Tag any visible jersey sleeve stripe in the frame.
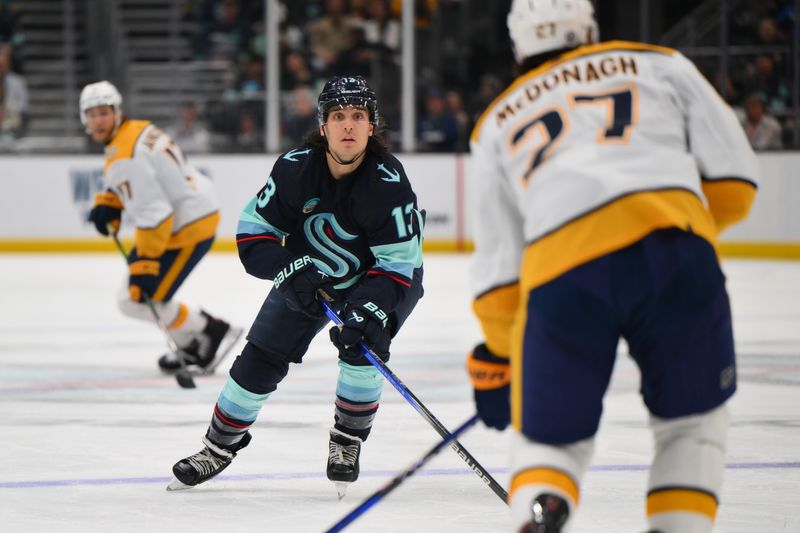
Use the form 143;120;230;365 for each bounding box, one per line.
700;175;759;188
236;235;280;244
366;269;412;287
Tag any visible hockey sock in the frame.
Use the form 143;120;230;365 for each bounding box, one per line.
647;405;728;533
333;361;384;441
206;375;270;448
509;431;595;533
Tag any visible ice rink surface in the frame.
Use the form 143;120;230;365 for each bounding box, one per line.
1;253;798;533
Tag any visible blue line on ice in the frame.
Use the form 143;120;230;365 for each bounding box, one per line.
2;462;798;489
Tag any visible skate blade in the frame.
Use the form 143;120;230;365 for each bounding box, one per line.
334;481;350;500
166;477;194;492
202;326;244;375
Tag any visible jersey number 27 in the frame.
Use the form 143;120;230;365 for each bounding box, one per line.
511;83;638;184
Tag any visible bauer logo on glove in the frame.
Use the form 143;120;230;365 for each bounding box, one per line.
330;301;392;361
273;255;318;290
272;254;336;317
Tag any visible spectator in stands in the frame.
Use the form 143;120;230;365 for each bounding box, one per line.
358;0;401;64
445;89;470;153
712;70;742;106
281;85;318;149
282;50;316;90
0;0;22;71
469;73;503;124
390;0;437;28
238;56;265;99
737;92;783;150
755;16;786;46
0;42;27;141
166;102;211;154
197;0;250;63
333;26;374;78
745;54;790;113
307;0;357;75
417;88;458;152
235;112;263;153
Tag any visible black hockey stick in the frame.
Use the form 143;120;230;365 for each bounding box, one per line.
326;414;480;532
320;296;508;504
110;232;196;388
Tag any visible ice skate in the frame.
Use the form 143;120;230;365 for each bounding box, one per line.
327;428;362;500
518;493;569;533
167;432;251;491
158;311;243;375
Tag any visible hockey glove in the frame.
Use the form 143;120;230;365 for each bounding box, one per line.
273;255;336;317
88;191;123;236
467;343;511;431
129;259;160;302
330;301;391;362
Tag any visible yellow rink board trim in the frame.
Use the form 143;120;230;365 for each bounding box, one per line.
1;239;800;259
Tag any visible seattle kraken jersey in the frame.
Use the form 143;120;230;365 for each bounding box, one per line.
469;41;758;355
237;146;424;313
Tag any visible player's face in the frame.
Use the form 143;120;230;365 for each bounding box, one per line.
85;106;117;143
322;106;373;158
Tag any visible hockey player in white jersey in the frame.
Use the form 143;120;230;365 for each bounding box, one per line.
81;81;242;375
466;1;758;532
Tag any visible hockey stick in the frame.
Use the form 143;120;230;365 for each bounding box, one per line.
319;296;508;504
326;414;480;533
110;232;196;389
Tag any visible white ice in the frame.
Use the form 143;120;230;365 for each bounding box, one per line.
1;253;798;533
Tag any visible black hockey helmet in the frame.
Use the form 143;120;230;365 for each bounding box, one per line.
317;76;378;126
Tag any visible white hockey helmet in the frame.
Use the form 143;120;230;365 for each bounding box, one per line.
79;81;123;132
507;0;598;64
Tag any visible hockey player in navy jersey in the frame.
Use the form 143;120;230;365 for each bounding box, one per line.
466;1;758;532
169;76;424;497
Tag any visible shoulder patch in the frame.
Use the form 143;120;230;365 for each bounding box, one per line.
376;163;401;183
283;148;312;162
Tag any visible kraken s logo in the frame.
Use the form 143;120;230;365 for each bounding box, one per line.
304;213;361;278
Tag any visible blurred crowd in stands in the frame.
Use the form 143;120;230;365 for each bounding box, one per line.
720;0;797;149
0;0;797;152
0;0;27;147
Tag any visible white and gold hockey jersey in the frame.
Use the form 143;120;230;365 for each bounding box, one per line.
469;41;758;355
101;120;220;258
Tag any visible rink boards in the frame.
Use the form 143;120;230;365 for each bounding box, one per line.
0;152;798;257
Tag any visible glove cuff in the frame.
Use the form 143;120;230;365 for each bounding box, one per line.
467;343;510;391
129;259;160;277
94;190;124;209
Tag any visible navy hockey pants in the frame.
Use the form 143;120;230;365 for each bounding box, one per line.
518;229;736;444
230;268;424;395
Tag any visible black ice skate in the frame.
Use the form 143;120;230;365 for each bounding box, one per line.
158;311;243;375
518;493;570;533
327;428;362;500
167;432;252;491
